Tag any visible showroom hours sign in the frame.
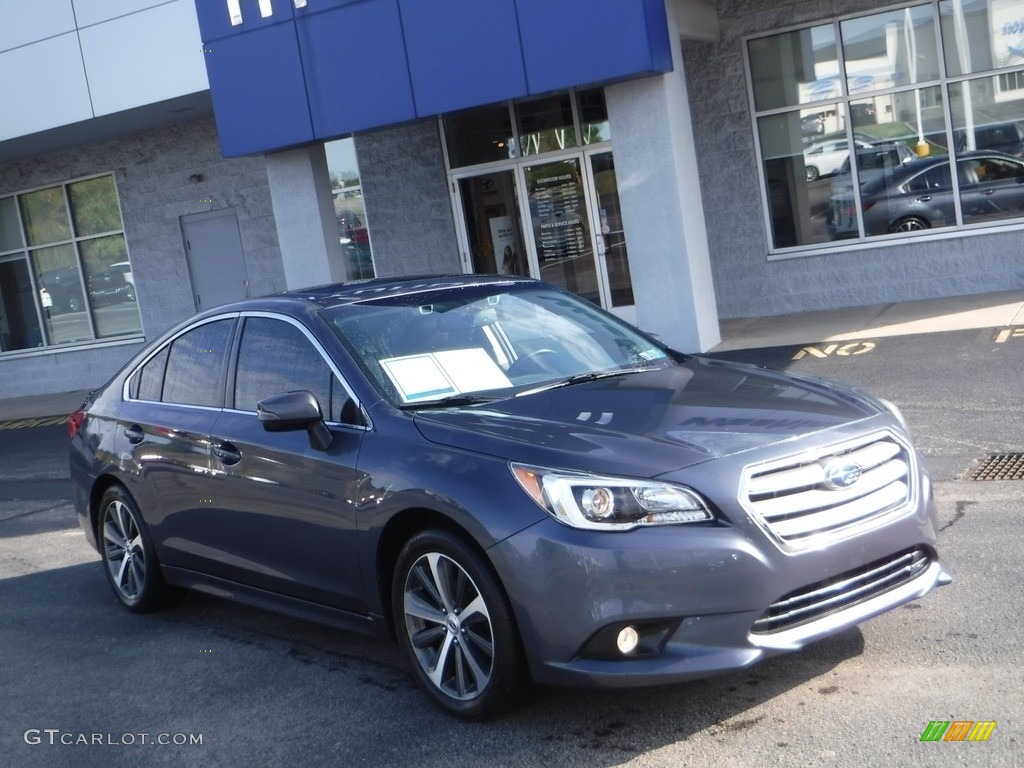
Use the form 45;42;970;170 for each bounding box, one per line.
527;165;592;264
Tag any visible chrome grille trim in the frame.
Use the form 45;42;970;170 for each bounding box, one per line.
751;547;930;634
740;430;915;551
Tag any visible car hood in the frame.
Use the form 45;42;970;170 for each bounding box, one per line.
412;357;881;477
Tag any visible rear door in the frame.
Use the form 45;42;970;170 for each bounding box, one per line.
119;316;236;572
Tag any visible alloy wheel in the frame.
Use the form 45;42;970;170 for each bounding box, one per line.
102;498;147;601
402;552;494;701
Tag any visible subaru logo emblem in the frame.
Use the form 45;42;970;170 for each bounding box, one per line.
823;460;862;490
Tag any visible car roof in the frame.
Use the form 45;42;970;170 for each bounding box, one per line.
203;274;539;316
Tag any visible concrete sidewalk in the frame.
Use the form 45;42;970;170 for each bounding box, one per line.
1;288;1022;424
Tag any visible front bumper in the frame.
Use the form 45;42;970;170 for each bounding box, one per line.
490;478;949;688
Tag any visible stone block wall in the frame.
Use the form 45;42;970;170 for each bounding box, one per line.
355;120;461;277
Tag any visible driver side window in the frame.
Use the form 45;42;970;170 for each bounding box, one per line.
233;317;360;424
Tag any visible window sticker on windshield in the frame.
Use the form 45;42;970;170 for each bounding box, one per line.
637;349;668;362
381;348;511;403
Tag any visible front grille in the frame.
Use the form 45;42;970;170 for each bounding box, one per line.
751;547;931;634
742;431;913;550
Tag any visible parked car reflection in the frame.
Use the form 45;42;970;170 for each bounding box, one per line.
830;151;1024;236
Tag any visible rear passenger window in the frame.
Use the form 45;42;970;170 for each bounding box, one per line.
136;346;169;401
162;319;234;407
233;317;355;423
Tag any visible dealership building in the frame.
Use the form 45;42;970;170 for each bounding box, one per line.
1;0;1022;398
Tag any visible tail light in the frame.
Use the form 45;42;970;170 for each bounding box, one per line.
68;409;86;440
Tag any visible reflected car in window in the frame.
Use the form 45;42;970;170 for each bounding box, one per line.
830;151;1024;236
70;276;950;719
88;261;136;306
804;138;875;182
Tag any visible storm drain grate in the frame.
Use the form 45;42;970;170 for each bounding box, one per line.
965;453;1024;481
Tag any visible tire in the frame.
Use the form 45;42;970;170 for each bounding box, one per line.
392;530;531;719
888;216;929;233
805;166;819;182
97;486;172;613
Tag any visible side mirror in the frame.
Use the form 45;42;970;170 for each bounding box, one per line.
257;390;332;451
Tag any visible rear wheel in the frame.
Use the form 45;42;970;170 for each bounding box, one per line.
889;216;929;233
392;530;530;719
98;486;171;613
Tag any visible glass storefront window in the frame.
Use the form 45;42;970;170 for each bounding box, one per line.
32;243;90;345
516;94;577;156
21;186;71;246
0;197;23;252
444;104;516;167
747;24;839;111
69;176;122;237
940;0;1023;76
747;1;1024;253
841;6;940;95
0;259;43;351
579;89;611;144
0;174;141;353
325;137;376;280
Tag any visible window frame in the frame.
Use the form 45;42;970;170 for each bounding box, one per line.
124;311;369;430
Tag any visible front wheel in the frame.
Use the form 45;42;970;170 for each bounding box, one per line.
97;486;172;613
392;530;531;719
805;165;820;182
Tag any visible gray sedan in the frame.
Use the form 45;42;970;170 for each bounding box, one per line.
69;276;950;718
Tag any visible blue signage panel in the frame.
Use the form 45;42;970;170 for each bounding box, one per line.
516;0;672;93
298;1;416;137
194;0;672;157
195;0;296;41
204;23;314;157
400;0;529;116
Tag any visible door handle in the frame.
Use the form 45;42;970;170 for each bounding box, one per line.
917;195;932;202
982;189;995;196
212;441;242;466
124;425;144;444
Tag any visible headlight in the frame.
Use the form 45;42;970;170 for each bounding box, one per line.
511;464;713;531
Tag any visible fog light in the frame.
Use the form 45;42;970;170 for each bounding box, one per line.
616;626;640;655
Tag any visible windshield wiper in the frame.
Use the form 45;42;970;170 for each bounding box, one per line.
401;394;501;410
515;367;657;397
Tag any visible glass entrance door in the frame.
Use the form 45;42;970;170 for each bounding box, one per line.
454;154;636;318
522;157;600;304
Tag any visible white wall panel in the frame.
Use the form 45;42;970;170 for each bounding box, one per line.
0;0;76;53
0;33;93;141
80;0;208;117
73;0;172;27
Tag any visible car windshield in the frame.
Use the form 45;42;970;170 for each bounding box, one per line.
325;283;675;406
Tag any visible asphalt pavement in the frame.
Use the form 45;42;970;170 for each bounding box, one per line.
1;288;1022;767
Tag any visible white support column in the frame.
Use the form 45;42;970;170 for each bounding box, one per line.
265;144;347;290
605;0;720;352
